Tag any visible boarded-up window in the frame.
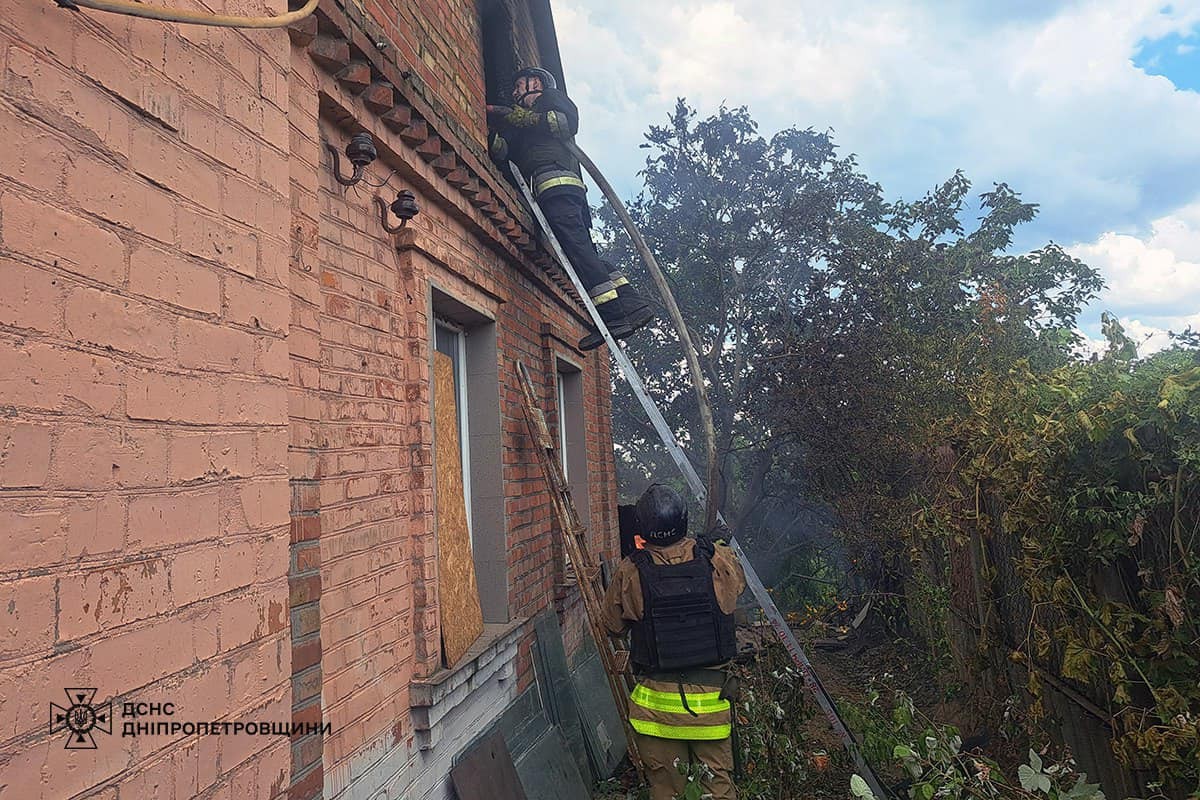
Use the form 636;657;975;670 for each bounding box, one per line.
556;359;588;525
433;349;484;666
431;288;507;644
435;321;472;544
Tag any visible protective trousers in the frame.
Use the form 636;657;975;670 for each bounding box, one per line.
635;731;736;800
538;190;612;291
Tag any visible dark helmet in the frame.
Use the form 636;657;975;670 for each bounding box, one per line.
635;484;688;545
513;66;557;93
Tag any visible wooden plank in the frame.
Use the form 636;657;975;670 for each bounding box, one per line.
434;352;484;666
450;730;527;800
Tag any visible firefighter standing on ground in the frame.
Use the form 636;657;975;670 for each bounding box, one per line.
487;67;654;351
602;484;746;800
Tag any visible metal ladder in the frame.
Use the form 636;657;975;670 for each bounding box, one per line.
510;160;890;798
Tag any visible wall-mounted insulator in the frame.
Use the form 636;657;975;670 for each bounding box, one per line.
327;132;378;186
375;190;420;233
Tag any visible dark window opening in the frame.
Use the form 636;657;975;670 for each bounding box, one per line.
480;0;518;107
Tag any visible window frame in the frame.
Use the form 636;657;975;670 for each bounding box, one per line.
429;285;507;623
434;318;473;545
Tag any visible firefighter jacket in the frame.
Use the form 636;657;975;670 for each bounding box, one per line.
602;537;746;740
488;87;587;200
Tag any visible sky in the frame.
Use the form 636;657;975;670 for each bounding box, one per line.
552;0;1200;357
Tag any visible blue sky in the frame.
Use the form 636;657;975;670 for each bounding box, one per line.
554;0;1200;355
1136;28;1200;90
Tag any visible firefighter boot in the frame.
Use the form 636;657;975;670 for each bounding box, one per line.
578;276;653;351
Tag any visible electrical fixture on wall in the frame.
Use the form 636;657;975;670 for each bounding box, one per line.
375;190;420;233
326;132;379;187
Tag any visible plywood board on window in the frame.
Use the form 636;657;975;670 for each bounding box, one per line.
434;351;484;666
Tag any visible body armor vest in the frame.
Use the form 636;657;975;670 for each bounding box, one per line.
629;539;737;673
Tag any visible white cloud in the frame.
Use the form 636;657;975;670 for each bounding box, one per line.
1122;316;1198;356
556;0;1200;247
1071;201;1200;357
556;0;1200;359
1070;201;1200;319
1073;315;1196;359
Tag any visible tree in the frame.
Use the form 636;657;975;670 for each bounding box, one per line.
595;100;1102;590
594;101;889;582
759;173;1103;581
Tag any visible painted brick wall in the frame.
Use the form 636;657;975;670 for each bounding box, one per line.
1;0;619;796
287;40;328;800
306;15;620;785
311;122;424;792
0;0;292;797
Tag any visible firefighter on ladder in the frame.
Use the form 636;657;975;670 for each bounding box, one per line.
487;66;654;351
602;484;746;800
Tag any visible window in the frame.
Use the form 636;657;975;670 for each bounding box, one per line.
555;359;589;528
431;289;506;623
480;0;517;108
435;320;472;543
556;371;568;479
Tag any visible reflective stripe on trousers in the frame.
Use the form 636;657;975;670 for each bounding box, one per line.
630;720;731;740
629;682;732;740
533;172;586;196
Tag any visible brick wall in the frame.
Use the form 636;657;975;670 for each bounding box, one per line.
508;0;546;74
1;0;618;796
303;2;619;780
0;0;292;797
349;0;486;155
287;39;328;800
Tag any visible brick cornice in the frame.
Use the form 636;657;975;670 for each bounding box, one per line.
292;1;586;318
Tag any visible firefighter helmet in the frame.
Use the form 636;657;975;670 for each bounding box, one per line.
635;484;688;545
513;66;557;92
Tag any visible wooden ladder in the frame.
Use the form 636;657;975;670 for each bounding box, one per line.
513;360;644;779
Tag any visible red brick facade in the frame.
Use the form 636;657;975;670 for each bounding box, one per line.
0;0;618;797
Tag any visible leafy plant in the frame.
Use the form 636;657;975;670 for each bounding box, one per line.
848;680;1106;800
731;643;820;799
674;757;714;800
915;332;1200;785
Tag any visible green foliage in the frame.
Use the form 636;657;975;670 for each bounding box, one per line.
918;326;1200;784
770;547;841;617
596;100;896;571
847;679;1106;800
604;99;1199;789
730;642;835;799
673;758;714;800
752;139;1102;599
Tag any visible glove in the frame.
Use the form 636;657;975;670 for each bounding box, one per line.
504;105;541;128
486;105;513;126
706;522;732;545
489;132;508;162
